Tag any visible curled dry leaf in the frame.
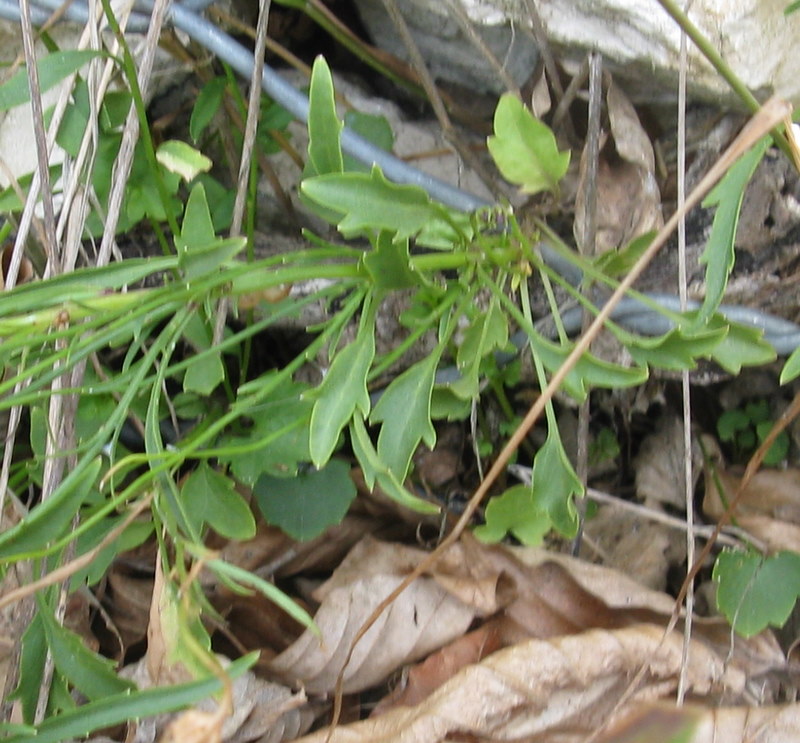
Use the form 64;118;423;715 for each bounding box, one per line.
267;536;783;720
267;571;474;694
598;702;800;743
294;624;743;743
120;655;308;743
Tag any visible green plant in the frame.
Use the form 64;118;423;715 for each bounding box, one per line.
0;14;796;734
717;399;790;466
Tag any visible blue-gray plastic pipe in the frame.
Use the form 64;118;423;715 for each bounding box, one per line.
0;0;798;356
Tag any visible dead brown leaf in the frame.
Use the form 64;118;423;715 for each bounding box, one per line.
582;503;679;590
294;624;743;743
267;571;475;694
635;414;702;510
574;80;663;253
703;445;800;551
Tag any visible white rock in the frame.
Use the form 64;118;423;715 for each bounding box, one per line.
355;0;800;107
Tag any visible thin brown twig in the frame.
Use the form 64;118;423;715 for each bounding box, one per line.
18;0;58;273
572;51;602;557
0;494;154;612
379;0;504;200
675;3;695;705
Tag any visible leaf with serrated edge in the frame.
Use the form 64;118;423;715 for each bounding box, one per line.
301;167;442;243
697;139;768;325
371;353;439;482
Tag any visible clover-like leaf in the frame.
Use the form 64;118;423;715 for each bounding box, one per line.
474;484;551;545
714;549;800;637
253;459;356;540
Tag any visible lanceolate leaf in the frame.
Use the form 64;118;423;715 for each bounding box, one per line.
450;301;509;399
371;353;439;482
696;138;768;326
39;599;133;701
487;93;570;195
781;345;800;384
0;457;102;560
309;327;375;467
0;50;104;111
350;416;437;513
307;55;343;176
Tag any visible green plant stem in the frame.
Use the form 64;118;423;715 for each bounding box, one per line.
655;0;792;159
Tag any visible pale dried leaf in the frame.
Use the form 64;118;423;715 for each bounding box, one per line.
506;547;786;683
294;624;744;743
159;709;223;743
703;464;800;523
703;456;800;551
316;536;501;615
573;79;663;253
267;572;474;694
119;656;307;743
607;81;655;173
635;415;701;509
582;503;679;590
598;702;800;743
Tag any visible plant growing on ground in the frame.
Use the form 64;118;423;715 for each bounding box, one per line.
0;16;795;737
